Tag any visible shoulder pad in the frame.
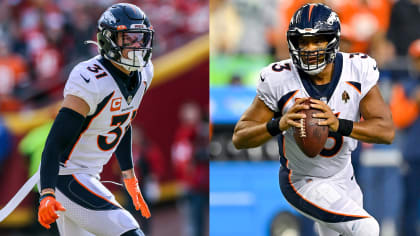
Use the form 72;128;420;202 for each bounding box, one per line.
343;52;379;97
64;61;100;115
344;52;378;76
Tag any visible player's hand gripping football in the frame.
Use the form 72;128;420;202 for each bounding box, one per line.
309;98;339;132
38;193;66;229
279;97;310;131
124;177;151;219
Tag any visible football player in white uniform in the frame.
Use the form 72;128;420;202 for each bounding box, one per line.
37;3;154;236
232;3;394;236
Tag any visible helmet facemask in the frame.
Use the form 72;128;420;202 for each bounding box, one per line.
97;28;154;72
288;31;339;75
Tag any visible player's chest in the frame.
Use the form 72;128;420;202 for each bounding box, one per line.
97;74;147;105
89;88;142;132
283;81;362;120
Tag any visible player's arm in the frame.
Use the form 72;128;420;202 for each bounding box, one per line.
115;126;151;219
232;96;308;149
350;85;395;144
40;95;89;194
313;85;395;144
115;125;135;173
38;95;89;229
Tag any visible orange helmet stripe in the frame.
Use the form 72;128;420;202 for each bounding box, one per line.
308;4;315;23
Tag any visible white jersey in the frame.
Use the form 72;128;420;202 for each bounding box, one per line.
59;55;153;176
257;52;378;177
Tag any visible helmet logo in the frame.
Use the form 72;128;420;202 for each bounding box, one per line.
102;11;116;24
326;12;339;25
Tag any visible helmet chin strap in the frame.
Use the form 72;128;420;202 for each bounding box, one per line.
121;64;141;72
119;50;145;72
299;57;327;75
303;64;326;75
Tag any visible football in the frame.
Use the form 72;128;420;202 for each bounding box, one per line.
293;99;329;157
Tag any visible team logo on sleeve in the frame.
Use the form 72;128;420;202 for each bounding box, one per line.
111;97;122;111
342;91;350;103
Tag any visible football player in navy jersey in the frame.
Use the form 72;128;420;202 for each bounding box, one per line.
233;3;394;236
37;3;154;236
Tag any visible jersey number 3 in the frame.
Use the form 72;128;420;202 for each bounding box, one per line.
320;132;343;158
97;110;137;151
320;113;343;158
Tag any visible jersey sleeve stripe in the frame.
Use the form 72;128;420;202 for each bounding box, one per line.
345;81;361;94
279;167;370;223
277;90;299;115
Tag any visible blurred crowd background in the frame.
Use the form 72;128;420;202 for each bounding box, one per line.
210;0;420;235
0;0;209;236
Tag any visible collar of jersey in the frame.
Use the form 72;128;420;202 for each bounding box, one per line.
297;52;343;103
98;56;141;105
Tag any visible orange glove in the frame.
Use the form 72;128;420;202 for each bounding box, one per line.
38;194;66;229
123;177;151;219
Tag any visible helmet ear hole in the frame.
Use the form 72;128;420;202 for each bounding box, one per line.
104;30;112;38
288;34;300;50
325;35;336;45
98;39;105;47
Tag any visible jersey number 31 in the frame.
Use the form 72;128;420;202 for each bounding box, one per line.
98;110;137;151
